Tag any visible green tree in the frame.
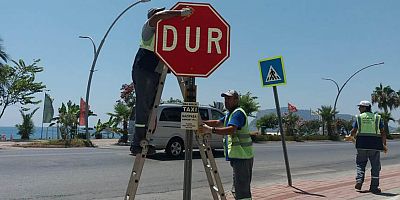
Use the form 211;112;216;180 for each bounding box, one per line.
256;113;278;133
16;107;39;140
317;105;338;138
336;118;354;135
371;84;399;136
163;97;183;104
90;116;118;139
397;90;400;107
0;59;46;119
282;112;300;136
107;102;130;143
94;119;105;139
0;38;9;65
239;91;260;117
57;101;80;140
299;120;321;135
378;111;395;134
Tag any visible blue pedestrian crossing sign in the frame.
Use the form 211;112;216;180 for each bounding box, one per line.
258;56;287;87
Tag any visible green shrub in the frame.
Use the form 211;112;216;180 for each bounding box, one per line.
302;135;330;141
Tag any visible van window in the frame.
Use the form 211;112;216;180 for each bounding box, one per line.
199;108;209;120
159;107;183;122
211;109;225;120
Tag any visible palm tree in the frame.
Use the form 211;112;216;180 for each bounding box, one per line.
0;38;9;65
371;84;399;136
378;111;395;135
16;108;39;140
107;102;131;143
397;90;400;108
317;105;338;137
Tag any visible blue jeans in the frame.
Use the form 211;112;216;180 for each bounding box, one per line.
230;158;254;199
130;49;161;148
356;149;381;189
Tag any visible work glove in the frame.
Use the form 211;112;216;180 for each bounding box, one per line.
180;7;193;16
344;135;355;143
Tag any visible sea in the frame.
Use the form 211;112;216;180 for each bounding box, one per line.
0;126;117;140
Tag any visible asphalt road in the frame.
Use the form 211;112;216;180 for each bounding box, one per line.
1;140;399;200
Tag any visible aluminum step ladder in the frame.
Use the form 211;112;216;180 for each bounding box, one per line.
124;65;168;200
195;133;226;199
125;68;226;200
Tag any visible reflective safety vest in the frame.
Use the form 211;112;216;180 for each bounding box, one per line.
356;112;381;136
355;112;384;150
139;34;155;52
223;108;254;159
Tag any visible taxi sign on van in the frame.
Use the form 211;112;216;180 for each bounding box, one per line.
181;102;199;130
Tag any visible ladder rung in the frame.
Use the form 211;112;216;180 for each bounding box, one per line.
212;185;219;193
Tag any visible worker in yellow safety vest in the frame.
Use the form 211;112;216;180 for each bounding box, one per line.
129;6;193;155
345;100;387;194
201;90;254;200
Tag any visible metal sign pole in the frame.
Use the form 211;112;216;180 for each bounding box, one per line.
273;86;292;186
183;77;196;200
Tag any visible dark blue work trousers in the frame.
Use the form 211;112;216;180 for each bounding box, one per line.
356;149;381;189
130;48;161;148
230;157;254;200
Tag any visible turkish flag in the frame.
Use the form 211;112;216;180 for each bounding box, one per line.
79;98;87;126
288;103;298;113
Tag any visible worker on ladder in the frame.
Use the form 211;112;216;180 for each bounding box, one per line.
129;6;193;155
202;90;254;200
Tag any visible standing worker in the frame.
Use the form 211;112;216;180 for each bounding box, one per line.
201;90;254;200
130;7;193;155
345;100;387;194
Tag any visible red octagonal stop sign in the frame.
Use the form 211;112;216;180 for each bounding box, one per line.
155;2;230;77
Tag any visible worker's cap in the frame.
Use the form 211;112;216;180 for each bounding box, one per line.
147;7;165;19
357;100;371;107
221;90;239;98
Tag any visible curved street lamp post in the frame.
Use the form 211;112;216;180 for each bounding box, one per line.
322;62;384;135
79;0;150;142
79;36;97;141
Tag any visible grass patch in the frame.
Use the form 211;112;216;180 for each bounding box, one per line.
13;139;94;148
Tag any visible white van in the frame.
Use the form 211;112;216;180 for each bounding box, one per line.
129;104;225;157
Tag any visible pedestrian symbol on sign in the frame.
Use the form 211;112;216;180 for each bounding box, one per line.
266;66;281;82
258;56;286;87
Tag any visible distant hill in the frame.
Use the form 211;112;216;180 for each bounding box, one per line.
248;107;354;131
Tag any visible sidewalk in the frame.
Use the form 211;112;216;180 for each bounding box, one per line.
227;164;400;200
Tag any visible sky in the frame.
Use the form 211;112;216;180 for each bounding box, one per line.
1;0;399;128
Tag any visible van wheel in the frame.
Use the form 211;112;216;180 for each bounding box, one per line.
166;138;184;157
